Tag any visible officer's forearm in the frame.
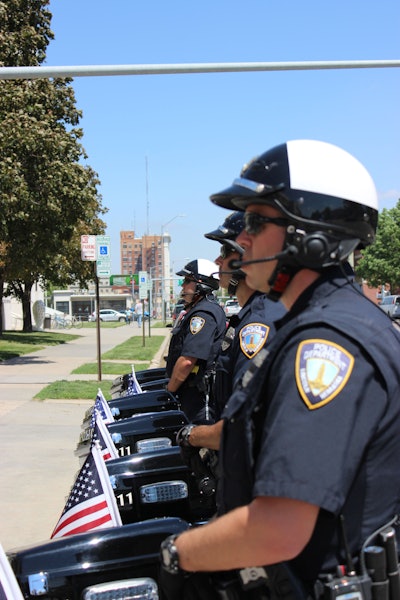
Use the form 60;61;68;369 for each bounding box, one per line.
167;355;197;393
176;496;319;572
189;420;223;450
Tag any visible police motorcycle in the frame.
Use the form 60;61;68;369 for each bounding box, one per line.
76;409;189;464
76;379;217;523
8;516;189;600
110;367;168;399
76;408;217;525
7;407;217;599
77;388;183;463
8;429;217;598
106;442;216;525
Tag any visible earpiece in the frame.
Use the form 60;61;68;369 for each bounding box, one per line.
299;233;330;268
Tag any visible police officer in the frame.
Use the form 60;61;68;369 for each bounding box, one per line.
178;211;285;451
165;258;226;423
160;140;400;599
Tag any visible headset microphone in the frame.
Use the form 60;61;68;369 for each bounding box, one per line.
229;246;299;269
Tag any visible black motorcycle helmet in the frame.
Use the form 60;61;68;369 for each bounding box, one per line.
204;211;245;254
210;140;378;299
204;211;246;296
176;258;219;295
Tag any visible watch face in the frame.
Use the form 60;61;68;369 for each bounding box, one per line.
161;545;171;567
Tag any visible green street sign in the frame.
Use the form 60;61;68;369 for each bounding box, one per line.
110;274;138;286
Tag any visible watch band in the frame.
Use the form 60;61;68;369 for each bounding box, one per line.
176;424;195;447
160;534;180;574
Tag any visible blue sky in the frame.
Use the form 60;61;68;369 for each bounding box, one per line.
45;0;400;275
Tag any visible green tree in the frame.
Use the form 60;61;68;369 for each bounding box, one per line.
356;200;400;293
0;0;107;332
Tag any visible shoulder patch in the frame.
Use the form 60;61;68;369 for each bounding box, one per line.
190;316;205;334
295;339;354;410
239;323;270;359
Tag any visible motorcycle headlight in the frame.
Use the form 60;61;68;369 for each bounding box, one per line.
135;437;172;453
83;577;158;599
140;481;188;503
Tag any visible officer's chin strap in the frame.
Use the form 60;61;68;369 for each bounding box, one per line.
182;291;203;310
227;277;239;297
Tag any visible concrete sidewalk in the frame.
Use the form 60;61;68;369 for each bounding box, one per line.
0;323;171;551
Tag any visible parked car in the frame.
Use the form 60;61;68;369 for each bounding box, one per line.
392;303;400;321
224;298;241;317
378;294;400;317
89;309;127;322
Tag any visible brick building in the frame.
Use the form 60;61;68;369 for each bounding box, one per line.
120;230;172;318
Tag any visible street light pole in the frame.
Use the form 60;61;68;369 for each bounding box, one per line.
161;214;186;323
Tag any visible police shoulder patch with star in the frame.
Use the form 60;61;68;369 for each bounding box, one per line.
239;323;270;359
295;339;354;410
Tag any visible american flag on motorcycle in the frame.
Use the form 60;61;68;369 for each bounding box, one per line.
50;442;122;539
93;388;114;423
126;365;143;395
90;410;119;461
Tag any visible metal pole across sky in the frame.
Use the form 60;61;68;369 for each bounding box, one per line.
0;59;400;80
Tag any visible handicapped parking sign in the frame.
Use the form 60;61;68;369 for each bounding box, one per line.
99;245;108;256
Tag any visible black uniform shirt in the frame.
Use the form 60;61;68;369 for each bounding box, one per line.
166;294;226;374
214;292;285;419
220;267;400;581
166;294;226;422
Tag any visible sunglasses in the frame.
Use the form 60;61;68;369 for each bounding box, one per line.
219;244;237;260
244;212;288;235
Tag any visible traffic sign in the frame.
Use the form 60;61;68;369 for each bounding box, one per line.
110;274;139;286
139;271;148;299
81;235;96;261
96;262;111;278
96;235;111;259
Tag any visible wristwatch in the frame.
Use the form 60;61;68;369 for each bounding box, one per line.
176;424;195;447
160;534;181;574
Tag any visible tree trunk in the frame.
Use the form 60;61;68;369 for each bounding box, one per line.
22;281;33;332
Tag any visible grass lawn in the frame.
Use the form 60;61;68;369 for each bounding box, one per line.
0;331;81;361
2;328;167;400
72;362;150;375
34;379;113;401
102;336;165;361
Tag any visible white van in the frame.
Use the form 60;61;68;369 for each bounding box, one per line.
379;294;400;316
